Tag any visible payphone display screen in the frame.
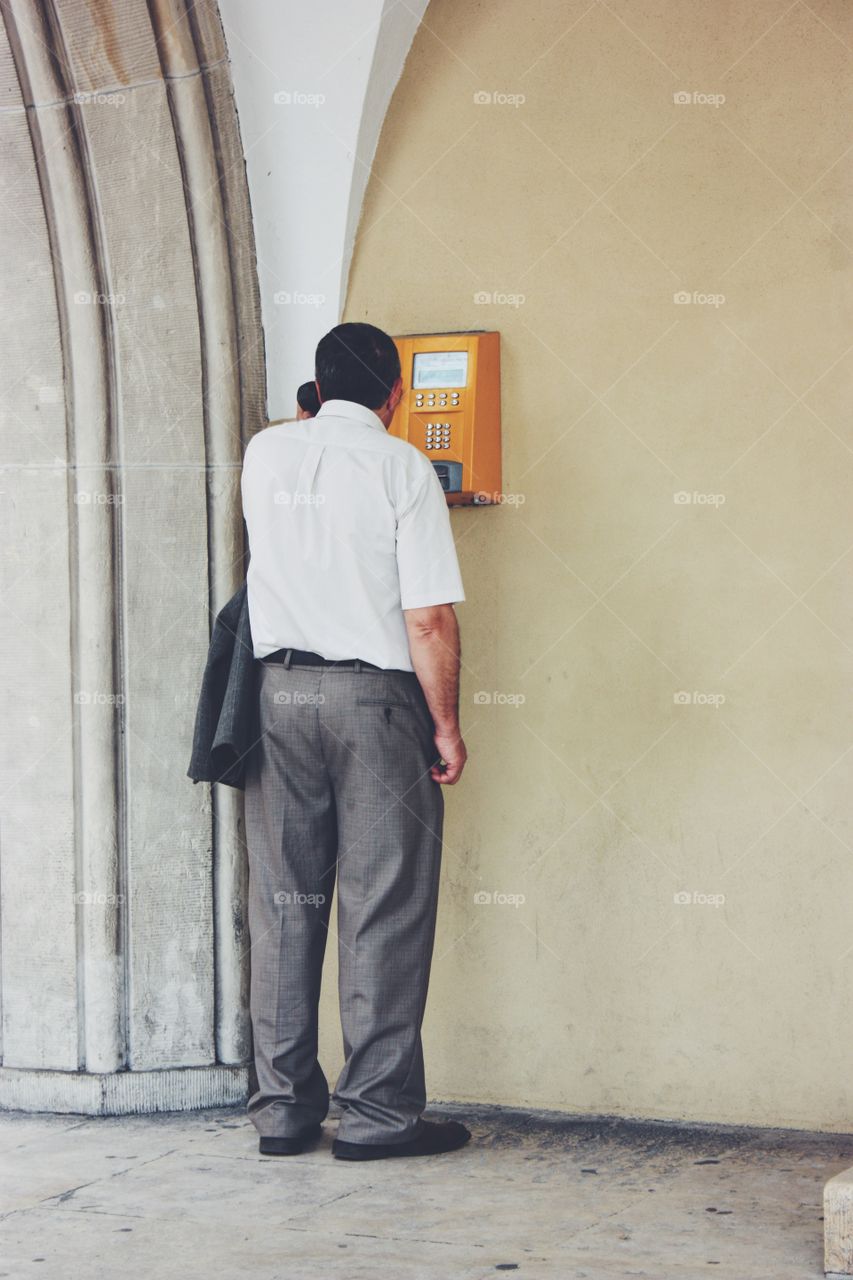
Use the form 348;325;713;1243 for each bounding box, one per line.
412;351;469;389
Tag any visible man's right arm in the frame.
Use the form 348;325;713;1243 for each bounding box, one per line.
404;604;467;785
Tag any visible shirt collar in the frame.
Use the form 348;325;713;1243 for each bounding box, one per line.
315;399;387;433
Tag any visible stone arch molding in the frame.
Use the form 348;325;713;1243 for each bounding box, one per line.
0;0;265;1113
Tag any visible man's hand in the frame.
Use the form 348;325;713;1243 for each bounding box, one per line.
432;728;467;786
404;603;467;786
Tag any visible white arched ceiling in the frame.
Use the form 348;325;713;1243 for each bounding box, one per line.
217;0;429;420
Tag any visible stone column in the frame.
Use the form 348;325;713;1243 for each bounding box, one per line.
0;0;265;1113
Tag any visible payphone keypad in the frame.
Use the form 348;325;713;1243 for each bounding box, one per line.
424;421;453;450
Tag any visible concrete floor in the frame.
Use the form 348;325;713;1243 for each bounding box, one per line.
0;1103;851;1279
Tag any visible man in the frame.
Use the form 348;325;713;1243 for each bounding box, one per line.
241;322;470;1161
295;379;320;419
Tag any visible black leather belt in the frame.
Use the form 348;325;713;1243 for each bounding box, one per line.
261;648;383;671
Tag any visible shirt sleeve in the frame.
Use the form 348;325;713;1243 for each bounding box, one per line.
396;462;465;610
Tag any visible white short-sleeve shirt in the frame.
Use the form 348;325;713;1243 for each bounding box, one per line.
241;399;465;670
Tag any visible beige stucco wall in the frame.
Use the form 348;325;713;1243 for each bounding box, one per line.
327;0;853;1131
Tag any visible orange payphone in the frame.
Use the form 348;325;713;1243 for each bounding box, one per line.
390;331;501;506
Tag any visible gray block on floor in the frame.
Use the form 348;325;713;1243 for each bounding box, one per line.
825;1166;853;1276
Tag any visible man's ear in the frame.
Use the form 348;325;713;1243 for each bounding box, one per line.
389;375;403;411
314;378;322;404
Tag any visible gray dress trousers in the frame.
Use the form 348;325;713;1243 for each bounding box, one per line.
244;658;444;1145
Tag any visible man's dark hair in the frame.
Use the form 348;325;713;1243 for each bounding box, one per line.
314;323;400;409
296;380;321;416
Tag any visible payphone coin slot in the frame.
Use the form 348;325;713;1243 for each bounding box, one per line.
432;460;463;492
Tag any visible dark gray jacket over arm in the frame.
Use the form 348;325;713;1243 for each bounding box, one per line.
187;584;258;790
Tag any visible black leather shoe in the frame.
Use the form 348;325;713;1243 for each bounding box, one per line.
259;1123;322;1156
332;1118;471;1161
